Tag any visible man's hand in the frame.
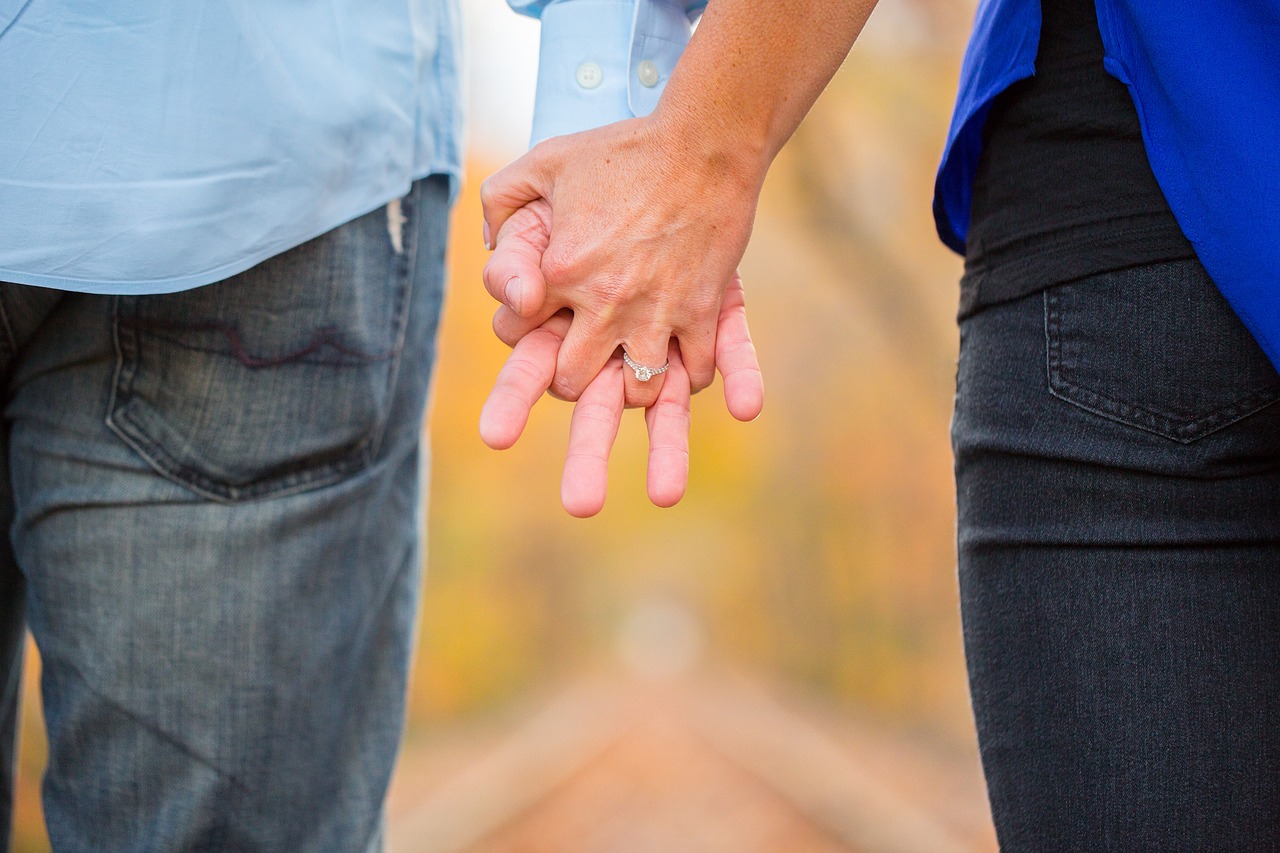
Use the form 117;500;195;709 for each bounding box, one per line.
478;283;762;517
479;311;691;517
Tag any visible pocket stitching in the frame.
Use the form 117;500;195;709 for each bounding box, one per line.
117;320;404;367
106;267;408;503
1044;288;1280;444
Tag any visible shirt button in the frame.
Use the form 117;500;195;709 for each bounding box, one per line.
637;60;660;88
575;61;603;90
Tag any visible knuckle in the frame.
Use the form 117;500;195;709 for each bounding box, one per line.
575;402;618;426
688;314;722;342
490;384;530;408
691;290;722;318
649;443;690;456
551;376;581;402
541;246;580;287
594;274;634;309
627;387;660;407
529;197;553;228
689;370;715;393
505;354;550;386
564;451;607;468
533;135;565;164
651;399;690;422
592;301;622;330
718;337;758;361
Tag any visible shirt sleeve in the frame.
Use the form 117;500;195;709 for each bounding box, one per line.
507;0;703;146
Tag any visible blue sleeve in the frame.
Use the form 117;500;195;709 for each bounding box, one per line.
508;0;700;146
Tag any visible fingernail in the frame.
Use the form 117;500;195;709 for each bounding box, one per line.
504;277;523;315
483;221;492;250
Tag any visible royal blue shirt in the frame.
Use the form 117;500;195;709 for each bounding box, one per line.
935;0;1280;370
0;1;463;295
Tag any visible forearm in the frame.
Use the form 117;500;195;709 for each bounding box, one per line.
652;0;877;182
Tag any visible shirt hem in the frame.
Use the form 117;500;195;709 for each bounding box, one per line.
0;169;459;296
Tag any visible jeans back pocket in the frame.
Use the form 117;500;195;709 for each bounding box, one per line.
108;198;417;502
1045;260;1280;444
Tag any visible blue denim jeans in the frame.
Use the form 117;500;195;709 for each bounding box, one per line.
0;175;450;852
953;258;1280;850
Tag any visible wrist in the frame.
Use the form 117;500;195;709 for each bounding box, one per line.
645;96;771;196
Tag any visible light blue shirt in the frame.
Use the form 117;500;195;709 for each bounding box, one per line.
509;0;704;145
0;1;463;294
0;0;695;296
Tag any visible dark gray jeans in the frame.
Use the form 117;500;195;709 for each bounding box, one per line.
953;258;1280;851
0;176;449;852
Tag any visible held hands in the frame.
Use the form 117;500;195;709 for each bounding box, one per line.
476;114;767;515
478;198;764;517
480;114;766;410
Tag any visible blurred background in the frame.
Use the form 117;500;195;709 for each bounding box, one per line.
12;1;990;850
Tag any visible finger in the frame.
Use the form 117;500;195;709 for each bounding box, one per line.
551;315;625;403
480;139;562;250
536;309;574;340
478;321;569;450
561;357;625;518
481;201;551;318
716;273;764;422
619;334;672;410
674;319;717;394
493;303;559;349
644;343;691;508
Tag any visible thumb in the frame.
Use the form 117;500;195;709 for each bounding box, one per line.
480;140;560;250
482;201;552;318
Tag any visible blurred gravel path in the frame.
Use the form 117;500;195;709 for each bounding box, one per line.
386;672;995;853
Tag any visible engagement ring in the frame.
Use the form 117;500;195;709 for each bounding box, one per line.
622;351;669;382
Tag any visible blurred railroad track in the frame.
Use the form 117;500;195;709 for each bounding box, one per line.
386;671;996;853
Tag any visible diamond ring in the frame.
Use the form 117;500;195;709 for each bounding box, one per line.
621;351;669;382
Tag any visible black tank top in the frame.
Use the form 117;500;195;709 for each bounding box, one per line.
960;0;1195;318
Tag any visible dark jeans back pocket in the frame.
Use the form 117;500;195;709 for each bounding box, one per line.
108;197;416;502
1045;259;1280;443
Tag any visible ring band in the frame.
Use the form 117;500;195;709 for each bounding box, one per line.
622;351;669;382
